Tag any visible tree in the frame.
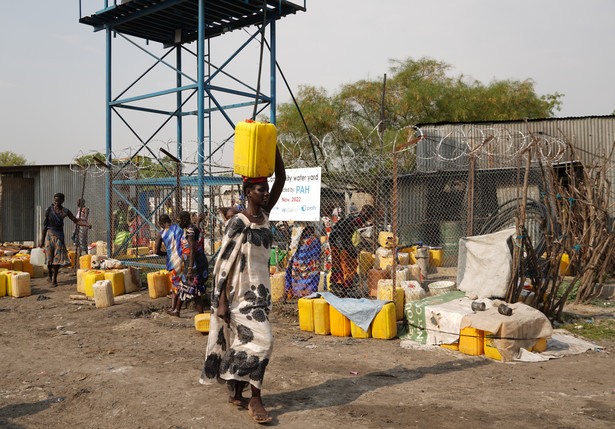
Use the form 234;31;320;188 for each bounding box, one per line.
73;152;176;179
74;152;106;167
0;151;30;166
276;57;563;172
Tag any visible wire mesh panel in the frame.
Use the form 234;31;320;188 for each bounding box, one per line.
269;124;573;312
70;124;577;313
70;152;241;282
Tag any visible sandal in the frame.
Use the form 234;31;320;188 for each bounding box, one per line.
248;408;272;424
248;407;273;424
166;309;180;317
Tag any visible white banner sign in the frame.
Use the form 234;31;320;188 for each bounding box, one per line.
268;167;321;221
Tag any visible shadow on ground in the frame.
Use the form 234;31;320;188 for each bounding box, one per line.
263;358;490;423
0;399;53;429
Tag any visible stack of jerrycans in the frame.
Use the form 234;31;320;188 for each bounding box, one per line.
298;297;349;337
0;270;31;298
297;297;397;340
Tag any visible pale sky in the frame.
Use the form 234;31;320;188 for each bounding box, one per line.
1;0;614;166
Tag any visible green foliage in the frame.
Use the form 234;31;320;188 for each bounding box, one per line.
74;152;176;179
554;280;611;307
561;319;615;341
557;279;581;302
277;86;342;137
276;57;563;171
589;299;615;308
276;86;344;168
0;151;30;166
342;57;563;127
74;152;106;167
133;155;176;179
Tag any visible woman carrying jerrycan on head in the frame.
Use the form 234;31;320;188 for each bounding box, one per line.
201;120;286;424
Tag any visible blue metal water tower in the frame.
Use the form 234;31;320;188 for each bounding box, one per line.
79;0;306;265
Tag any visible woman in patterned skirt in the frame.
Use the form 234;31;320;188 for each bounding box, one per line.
154;214;184;315
39;193;91;286
284;225;321;298
201;147;285;424
174;210;208;316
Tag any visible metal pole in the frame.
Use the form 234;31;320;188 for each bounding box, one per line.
197;0;205;212
106;26;112;258
392;151;398;301
467;154;475;236
176;45;182;160
466;135;493;237
208;38;214;248
160;149;182;219
176;45;183;218
269;20;276;124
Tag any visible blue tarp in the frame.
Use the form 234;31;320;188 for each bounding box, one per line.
306;292;390;332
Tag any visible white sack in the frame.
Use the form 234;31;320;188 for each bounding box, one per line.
457;228;515;299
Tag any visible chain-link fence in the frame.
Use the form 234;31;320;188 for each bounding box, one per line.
72;125;573;312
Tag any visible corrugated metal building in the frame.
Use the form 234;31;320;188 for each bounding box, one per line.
0;165;107;244
393;116;615;264
415;115;615;173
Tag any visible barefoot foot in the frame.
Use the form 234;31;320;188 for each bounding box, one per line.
228;396;249;409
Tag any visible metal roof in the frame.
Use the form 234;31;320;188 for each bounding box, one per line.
80;0;306;45
416;114;615;128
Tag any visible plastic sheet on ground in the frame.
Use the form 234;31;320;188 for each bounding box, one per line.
398;296;598;363
514;330;604;362
400;330;604;363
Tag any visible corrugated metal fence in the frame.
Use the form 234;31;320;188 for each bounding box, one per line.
0;165;107;244
417;115;615;187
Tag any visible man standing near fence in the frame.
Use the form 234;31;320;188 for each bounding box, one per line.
328;204;375;296
72;198;89;269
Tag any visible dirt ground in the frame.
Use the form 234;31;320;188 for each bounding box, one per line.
1;269;614;429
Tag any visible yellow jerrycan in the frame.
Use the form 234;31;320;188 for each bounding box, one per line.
233;120;277;178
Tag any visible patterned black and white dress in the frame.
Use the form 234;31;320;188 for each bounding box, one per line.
200;213;273;390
